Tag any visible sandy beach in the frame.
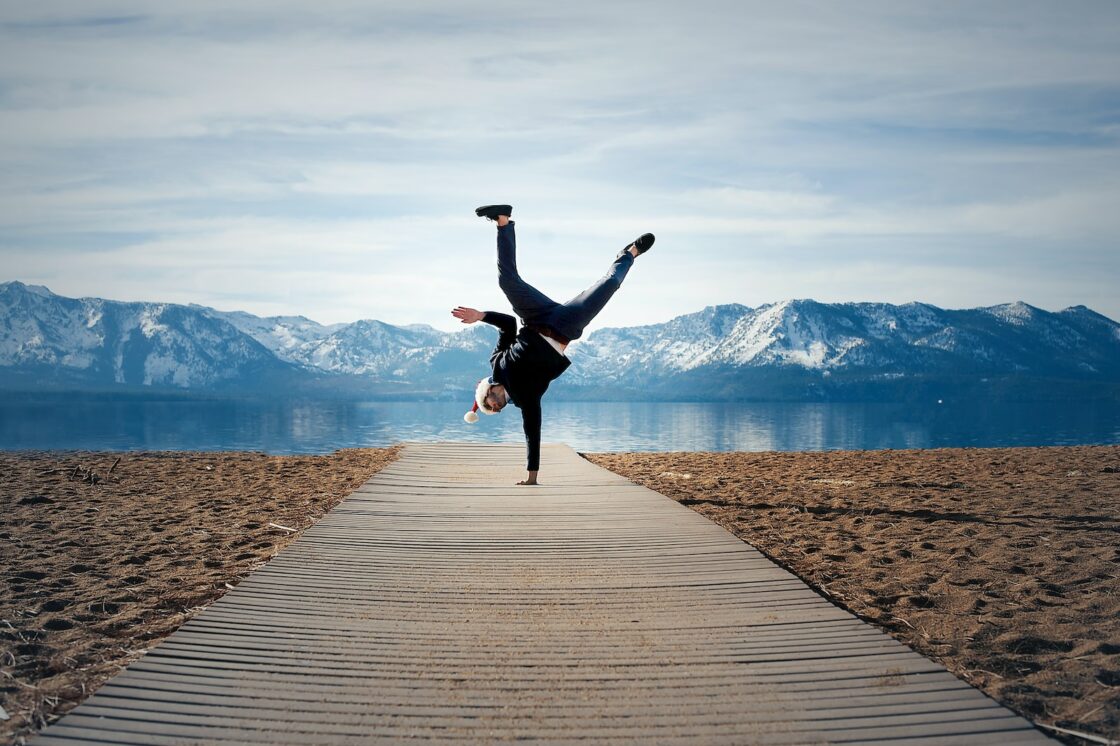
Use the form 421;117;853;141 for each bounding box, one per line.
586;446;1120;744
2;445;1117;745
0;448;399;745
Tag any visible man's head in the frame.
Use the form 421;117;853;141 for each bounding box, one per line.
485;385;509;413
475;377;508;415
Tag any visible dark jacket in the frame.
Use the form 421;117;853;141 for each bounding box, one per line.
483;311;571;471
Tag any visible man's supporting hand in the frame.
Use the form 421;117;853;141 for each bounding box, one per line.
452;306;484;324
517;470;539;486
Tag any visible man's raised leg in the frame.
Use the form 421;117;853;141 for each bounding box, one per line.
492;215;560;325
547;233;654;341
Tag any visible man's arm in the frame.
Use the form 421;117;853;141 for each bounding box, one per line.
452;307;518;358
482;311;518;360
518;397;542;485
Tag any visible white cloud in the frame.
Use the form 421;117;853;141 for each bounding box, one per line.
2;1;1119;327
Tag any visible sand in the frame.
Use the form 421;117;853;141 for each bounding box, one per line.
585;446;1120;745
2;445;1117;745
0;448;399;745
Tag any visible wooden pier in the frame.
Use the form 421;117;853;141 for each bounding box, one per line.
36;442;1051;744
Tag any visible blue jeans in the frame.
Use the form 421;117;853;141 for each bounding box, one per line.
496;221;633;341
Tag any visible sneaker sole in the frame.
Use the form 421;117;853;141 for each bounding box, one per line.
475;205;513;220
631;232;655;254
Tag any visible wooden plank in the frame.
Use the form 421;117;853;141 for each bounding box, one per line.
34;442;1053;744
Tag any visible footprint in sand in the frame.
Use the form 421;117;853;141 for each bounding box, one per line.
1001;635;1075;655
18;495;54;505
905;594;935;609
42;618;74;631
39;598;70;612
15;641;46;657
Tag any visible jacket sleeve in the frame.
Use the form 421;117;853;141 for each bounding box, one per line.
483;312;518;361
520;397;542;472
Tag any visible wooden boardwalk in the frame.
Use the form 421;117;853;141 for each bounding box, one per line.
36;442;1052;744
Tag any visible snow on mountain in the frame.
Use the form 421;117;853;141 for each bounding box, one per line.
0;282;495;391
565;304;749;383
300;320;467;375
207;307;492;377
2;281;1118;397
566;298;1120;384
200;308;345;364
0;281;292;388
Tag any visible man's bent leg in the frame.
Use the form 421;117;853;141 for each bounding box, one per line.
496;221;560;324
547;251;634;341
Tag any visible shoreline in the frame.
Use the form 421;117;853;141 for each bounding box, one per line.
2;444;1117;745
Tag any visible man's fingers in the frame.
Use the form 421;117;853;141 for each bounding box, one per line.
452;307;480;324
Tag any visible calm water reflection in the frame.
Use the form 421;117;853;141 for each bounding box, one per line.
1;395;1117;453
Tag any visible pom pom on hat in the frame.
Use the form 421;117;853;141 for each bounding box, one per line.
464;401;480;424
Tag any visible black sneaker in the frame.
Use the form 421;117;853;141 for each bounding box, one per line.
475;204;513;221
626;232;655;255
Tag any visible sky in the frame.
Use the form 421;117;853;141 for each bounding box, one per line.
1;1;1119;331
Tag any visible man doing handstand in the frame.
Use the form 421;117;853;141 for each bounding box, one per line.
453;204;654;485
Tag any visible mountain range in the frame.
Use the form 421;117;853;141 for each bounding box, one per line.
2;281;1118;402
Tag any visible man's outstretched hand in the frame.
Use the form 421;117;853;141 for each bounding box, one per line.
452;306;484;324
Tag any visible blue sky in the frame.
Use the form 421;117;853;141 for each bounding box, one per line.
1;1;1118;330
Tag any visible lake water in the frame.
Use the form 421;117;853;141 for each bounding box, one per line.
1;394;1118;453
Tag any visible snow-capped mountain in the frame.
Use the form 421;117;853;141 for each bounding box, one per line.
565;299;1120;389
0;282;296;389
0;282;491;393
197;308;345;364
202;307;493;380
2;281;1118;400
